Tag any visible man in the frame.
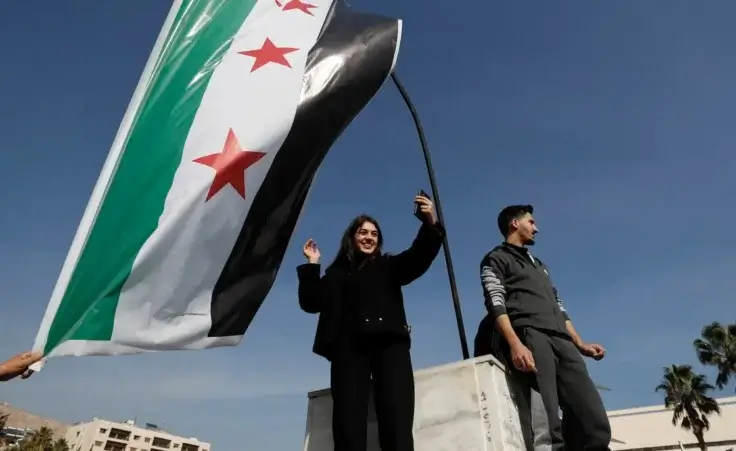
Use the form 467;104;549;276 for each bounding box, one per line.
0;351;41;382
478;204;610;451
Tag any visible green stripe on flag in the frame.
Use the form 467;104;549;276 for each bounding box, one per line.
45;0;257;354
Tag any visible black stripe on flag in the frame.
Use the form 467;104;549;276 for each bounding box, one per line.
207;2;401;337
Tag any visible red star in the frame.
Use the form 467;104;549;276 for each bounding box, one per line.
238;38;299;72
193;129;266;201
281;0;317;15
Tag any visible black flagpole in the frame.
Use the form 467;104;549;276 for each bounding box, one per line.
390;72;470;360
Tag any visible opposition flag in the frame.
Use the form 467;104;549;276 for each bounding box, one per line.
32;0;402;360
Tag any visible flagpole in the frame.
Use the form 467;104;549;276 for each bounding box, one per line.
390;72;470;360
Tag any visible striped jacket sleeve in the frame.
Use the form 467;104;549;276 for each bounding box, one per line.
552;287;571;321
480;251;507;321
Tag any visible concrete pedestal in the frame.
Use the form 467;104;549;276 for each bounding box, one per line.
303;355;526;451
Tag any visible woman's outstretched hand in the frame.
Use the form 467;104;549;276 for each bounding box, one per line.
303;239;321;264
414;195;437;225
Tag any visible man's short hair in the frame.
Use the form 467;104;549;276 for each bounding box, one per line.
497;204;534;237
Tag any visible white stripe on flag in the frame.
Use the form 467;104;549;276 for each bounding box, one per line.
30;1;186;369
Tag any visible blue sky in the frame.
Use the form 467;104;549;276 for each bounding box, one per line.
1;1;735;450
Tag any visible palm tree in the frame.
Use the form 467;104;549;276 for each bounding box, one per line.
656;365;720;451
51;439;69;451
694;322;736;392
0;414;10;447
18;426;54;451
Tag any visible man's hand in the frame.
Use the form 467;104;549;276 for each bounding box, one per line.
578;343;605;361
510;342;537;372
494;314;536;372
0;351;42;382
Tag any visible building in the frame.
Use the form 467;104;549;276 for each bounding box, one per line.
65;419;211;451
0;402;69;444
0;402;210;451
609;396;736;451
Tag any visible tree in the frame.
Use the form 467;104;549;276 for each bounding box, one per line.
656;365;720;451
18;427;54;451
694;322;736;392
0;414;10;447
51;439;69;451
13;429;70;451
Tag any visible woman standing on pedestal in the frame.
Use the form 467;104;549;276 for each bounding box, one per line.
297;194;444;451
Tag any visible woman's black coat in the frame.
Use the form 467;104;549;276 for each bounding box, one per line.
297;222;445;361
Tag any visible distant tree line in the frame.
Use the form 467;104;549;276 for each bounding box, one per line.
655;321;735;451
0;416;70;451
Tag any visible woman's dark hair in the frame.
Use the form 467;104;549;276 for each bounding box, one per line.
332;214;383;267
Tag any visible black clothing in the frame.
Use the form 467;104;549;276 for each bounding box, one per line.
480;243;570;335
562;411;586;451
474;314;504;364
298;222;445;451
298;222;445;361
331;335;415;451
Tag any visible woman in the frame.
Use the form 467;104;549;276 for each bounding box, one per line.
297;194;445;451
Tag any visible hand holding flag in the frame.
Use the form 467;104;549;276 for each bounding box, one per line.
0;351;42;382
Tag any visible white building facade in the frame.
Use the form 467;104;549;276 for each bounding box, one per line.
609;396;736;451
65;419;211;451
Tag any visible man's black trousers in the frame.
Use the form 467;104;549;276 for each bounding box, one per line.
515;327;611;451
330;335;415;451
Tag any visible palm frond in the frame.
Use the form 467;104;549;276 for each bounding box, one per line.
694;321;736;390
693;338;718;365
727;323;736;337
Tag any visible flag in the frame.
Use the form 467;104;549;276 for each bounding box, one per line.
32;0;402;360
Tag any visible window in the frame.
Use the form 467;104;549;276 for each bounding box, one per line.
152;438;171;449
108;429;131;441
103;442;125;451
134;436;141;440
173;445;179;448
99;429;107;434
94;442;103;447
144;438;151;443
